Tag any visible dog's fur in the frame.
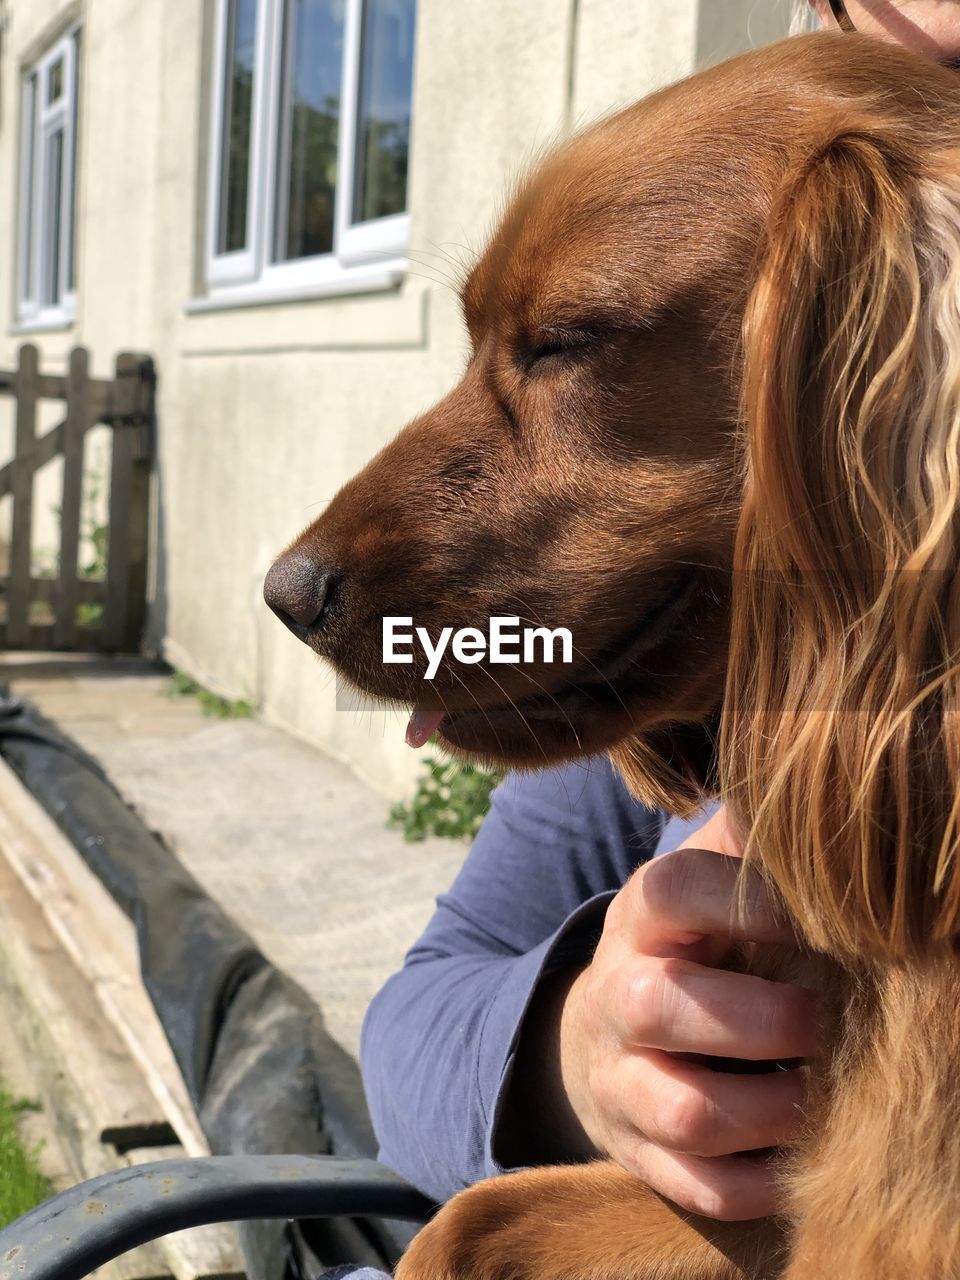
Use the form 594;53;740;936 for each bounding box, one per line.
271;32;960;1280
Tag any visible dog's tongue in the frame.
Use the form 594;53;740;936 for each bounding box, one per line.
405;707;445;749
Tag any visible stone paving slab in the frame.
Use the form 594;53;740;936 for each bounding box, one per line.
0;653;466;1061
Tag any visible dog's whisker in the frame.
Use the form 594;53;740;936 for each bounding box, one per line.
506;601;634;725
400;267;463;294
463;662;561;763
444;664;514;763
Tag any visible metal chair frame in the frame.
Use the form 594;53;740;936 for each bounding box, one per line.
0;1156;432;1280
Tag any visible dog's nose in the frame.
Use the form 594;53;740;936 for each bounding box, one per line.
263;551;336;639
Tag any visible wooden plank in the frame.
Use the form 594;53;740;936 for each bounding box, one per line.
101;353;152;650
124;439;151;652
7;344;38;648
0;349;150;653
36;373;68;400
0;758;209;1158
0;419;66;500
0;372;114;504
0;621;105;651
0;853;176;1159
102;355;138;651
0;979;173;1280
102;354;153;653
0;975;74;1193
54;347;89;648
87;378;113;426
28;575;103;608
0;370;73;400
125;1148;245;1280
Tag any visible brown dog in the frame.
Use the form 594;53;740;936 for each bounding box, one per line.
265;32;960;1280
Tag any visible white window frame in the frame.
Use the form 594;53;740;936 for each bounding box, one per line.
206;0;271;288
335;0;410;266
17;25;81;327
203;0;412;306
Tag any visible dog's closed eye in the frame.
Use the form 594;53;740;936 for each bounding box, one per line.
522;324;609;371
525;339;571;366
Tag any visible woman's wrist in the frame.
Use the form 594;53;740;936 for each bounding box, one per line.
495;963;599;1168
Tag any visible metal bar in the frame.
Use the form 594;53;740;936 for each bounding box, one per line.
7;345;39;648
0;1156;432;1280
53;348;88;649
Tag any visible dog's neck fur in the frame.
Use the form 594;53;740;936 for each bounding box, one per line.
783;956;960;1278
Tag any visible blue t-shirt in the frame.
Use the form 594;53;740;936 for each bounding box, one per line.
341;758;711;1276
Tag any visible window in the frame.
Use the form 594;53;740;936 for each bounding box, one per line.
17;26;81;325
205;0;416;302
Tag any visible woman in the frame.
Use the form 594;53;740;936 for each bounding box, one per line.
799;1;960;63
331;4;960;1276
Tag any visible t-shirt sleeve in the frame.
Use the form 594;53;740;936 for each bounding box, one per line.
359;756;666;1203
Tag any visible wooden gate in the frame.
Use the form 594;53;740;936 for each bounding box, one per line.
0;344;155;653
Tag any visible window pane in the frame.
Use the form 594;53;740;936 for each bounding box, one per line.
218;0;258;255
43;128;64;305
47;56;64;105
275;0;345;262
66;30;81;293
352;0;415;225
21;75;37;302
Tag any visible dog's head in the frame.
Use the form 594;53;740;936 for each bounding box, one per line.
267;34;960;959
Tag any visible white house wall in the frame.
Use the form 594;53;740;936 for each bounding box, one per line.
0;0;793;798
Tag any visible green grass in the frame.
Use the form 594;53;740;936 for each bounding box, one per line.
389;752;502;842
0;1088;50;1227
165;670;254;719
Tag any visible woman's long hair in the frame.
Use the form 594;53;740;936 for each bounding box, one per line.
721;112;960;963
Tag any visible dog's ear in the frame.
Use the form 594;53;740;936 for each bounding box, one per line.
723;128;960;962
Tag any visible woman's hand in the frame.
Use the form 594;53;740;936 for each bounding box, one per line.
502;808;820;1222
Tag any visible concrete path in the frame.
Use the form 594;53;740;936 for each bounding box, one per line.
0;653;466;1062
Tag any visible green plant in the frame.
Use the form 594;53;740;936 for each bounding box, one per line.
166;670;254;719
41;471;110;627
0;1089;50;1227
389;752;502;842
81;519;108;580
76;475;108;627
168;670;201;699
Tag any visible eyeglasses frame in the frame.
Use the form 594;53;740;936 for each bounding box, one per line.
828;0;858;32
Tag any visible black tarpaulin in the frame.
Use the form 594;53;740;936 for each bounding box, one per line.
0;689;426;1279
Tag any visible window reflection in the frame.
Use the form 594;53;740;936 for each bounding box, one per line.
275;0;345;261
22;75;37;300
353;0;415;225
47;57;64;104
218;0;258;255
44;129;64;305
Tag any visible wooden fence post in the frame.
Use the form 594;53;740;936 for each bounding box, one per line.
0;346;154;655
7;345;38;649
102;354;154;653
53;347;89;650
